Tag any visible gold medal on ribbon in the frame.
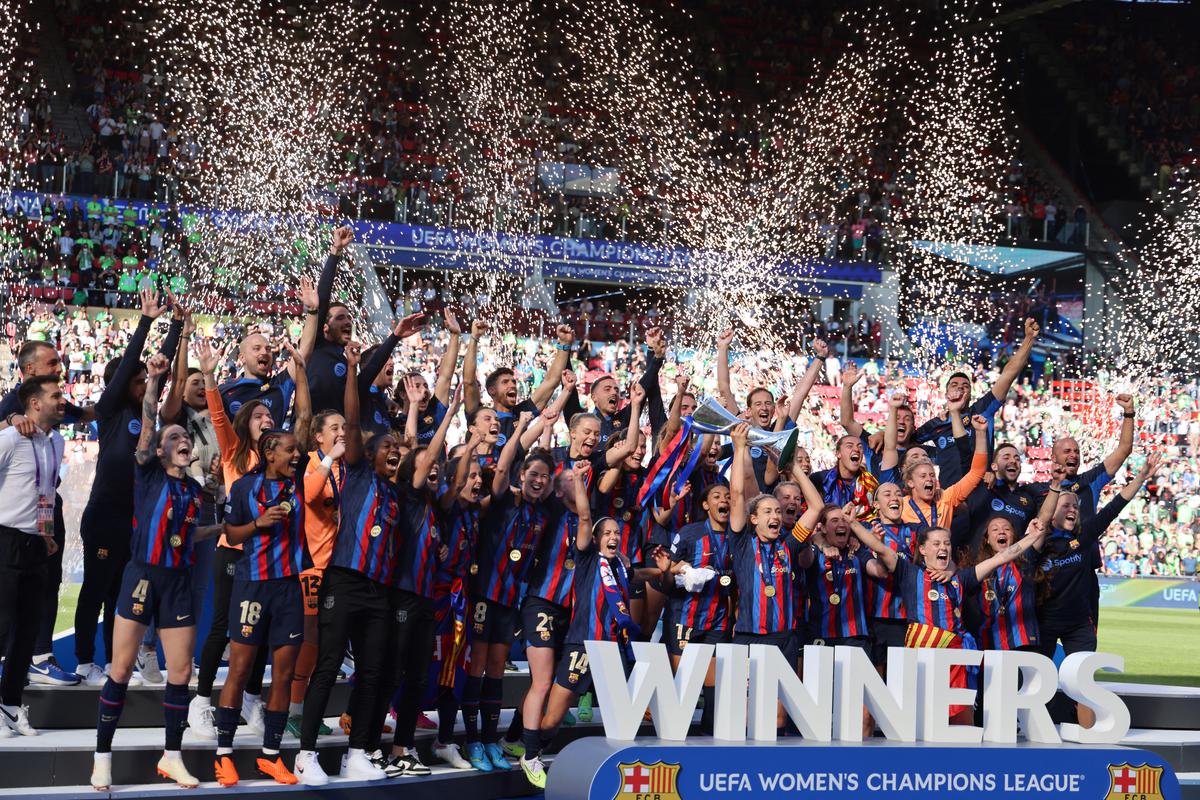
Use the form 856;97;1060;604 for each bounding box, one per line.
927;589;940;601
622;511;632;521
718;575;732;587
613;497;625;509
564;559;575;571
509;548;522;562
261;383;270;392
166;508;174;520
984;589;997;602
370;525;382;537
954;608;961;619
170;534;182;548
470;564;479;575
825;570;833;582
829;592;841;605
279;500;292;514
764;585;776;598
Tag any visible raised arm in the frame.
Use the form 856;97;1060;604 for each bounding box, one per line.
792;465;825;533
530;324;575;409
433;310;462;405
159;307;195;424
881;389;904;473
135;353;170;464
196;338;238;455
157;303;183;365
605;382;644;467
973;517;1046;581
302;226;351;360
729;423;751;532
943;415;990;506
788;339;828;422
462;319;485;417
442;428;483;510
342;341;364;466
849;514;899;572
658;372;690;447
414;383;462;490
991;317;1040;402
839;361;865;437
572;460;593;549
285;342;312;445
644;327;668;434
1104;394;1136;477
1035;462;1065;533
948;392;967;438
96;287;166;418
491;411;532;497
297;275;320;361
715;328;739;414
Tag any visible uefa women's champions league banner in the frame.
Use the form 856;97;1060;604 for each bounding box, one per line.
546;641;1180;800
1100;576;1199;610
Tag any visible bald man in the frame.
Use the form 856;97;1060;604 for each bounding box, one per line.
216;332;295;428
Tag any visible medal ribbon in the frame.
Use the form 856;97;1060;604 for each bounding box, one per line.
317;448;345;508
908;498;937;530
598;556;639;661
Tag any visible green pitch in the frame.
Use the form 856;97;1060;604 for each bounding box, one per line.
1096;607;1200;688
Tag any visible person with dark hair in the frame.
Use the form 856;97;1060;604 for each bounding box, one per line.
910;318;1040;486
89;353;221;790
377;382;462;776
188;337;310;739
295;342;402;786
394;309;462;445
74;288;181;686
1030;454;1156;730
353;313;430;438
462;318;574;444
0;374;66;736
959;516;1041;653
0;339;94;687
214;426;311;787
461;413;550;772
963;441;1039;547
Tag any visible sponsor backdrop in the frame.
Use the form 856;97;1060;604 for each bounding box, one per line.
547;737;1179;800
1099;576;1199;610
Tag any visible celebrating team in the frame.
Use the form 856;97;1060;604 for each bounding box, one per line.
0;227;1155;791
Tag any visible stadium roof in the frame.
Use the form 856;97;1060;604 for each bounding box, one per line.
911;241;1085;276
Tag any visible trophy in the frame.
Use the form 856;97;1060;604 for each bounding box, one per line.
691;397;798;466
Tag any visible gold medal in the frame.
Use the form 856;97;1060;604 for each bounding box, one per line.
825;570;833;582
622;511;632;521
370;525;382;537
829;593;841;605
170;534;182;548
954;608;961;619
984;589;997;602
261;383;270;392
166;508;173;520
564;559;575;571
927;589;940;601
764;585;776;598
996;606;1006;616
470;564;479;575
279;500;292;514
718;575;732;587
509;548;523;562
613;497;625;509
423;415;434;425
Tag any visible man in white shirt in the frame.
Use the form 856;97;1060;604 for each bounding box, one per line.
0;376;67;736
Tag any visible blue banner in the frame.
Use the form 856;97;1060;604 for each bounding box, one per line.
4;191;881;297
547;738;1180;800
1099;576;1199;610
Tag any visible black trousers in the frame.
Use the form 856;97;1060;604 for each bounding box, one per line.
0;527;49;705
302;566;390;751
74;503;131;665
196;544;266;697
33;494;65;655
377;590;437;750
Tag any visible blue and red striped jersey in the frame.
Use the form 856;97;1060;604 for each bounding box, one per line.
132;461;202;569
436;498;480;584
394;484;441;598
976;562;1039;649
525;499;578;608
668;520;733;633
731;530;805;635
804;547;872;639
329;460;402;585
225;461;310;581
473;491;548;607
565;544;632;644
894;558;980;637
868;522;918;620
597;468;649;564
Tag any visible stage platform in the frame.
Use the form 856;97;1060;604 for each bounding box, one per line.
2;677;1197;799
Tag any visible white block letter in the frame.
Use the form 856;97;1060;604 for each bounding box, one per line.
916;648;983;743
747;644;833;741
712;644;748;741
1058;652;1130;744
586;640;712;741
981;650;1061;744
834;646;917;742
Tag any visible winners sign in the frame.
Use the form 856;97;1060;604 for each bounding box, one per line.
544;642;1180;800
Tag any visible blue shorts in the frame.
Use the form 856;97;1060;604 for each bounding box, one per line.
733;630;800;666
470;598;518;646
554;642;631;696
116;562;194;628
228;577;304;648
663;621;730;657
521;596;568;652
